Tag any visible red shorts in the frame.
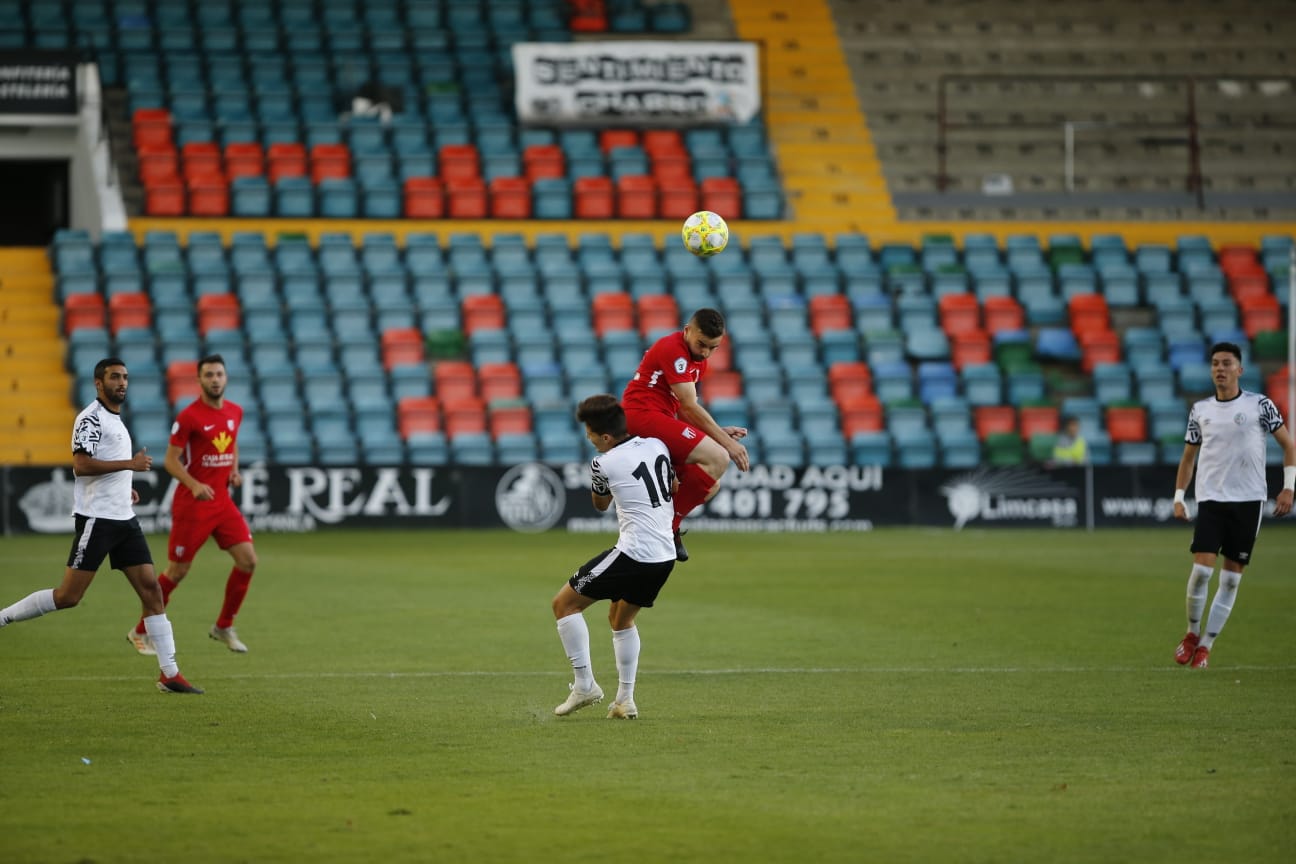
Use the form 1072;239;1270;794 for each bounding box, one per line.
168;496;253;563
624;410;705;465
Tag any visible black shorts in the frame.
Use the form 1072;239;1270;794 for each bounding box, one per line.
1191;500;1264;565
569;547;674;609
67;514;154;572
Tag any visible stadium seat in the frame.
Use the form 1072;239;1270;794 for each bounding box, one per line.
380;328;425;369
195;294;240;335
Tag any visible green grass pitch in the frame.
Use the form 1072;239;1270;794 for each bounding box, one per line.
2;527;1294;863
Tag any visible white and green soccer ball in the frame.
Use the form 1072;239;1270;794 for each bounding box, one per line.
681;210;729;257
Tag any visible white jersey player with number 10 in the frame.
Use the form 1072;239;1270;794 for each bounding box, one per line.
549;395;680;721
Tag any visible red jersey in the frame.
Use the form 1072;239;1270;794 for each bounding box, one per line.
169;399;243;505
622;330;708;418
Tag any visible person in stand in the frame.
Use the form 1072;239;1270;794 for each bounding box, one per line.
1171;342;1295;670
551;395;679;720
127;353;258;656
0;358;203;694
1051;415;1088;466
622;307;749;562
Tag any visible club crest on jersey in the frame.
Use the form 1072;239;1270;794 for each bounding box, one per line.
1234;413;1246;425
212;431;234;453
674;357;688;373
228;419;236;431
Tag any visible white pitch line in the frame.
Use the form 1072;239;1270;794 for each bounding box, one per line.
39;664;1296;682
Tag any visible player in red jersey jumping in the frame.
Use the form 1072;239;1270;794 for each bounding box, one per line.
127;353;259;655
622;308;750;561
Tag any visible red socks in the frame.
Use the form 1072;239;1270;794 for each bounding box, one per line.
135;574;178;635
216;568;253;629
673;464;718;532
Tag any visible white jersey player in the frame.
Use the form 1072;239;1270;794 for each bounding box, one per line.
0;358;204;694
549;394;679;720
1172;342;1295;670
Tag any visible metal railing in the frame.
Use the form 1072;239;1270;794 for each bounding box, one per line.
936;74;1210;205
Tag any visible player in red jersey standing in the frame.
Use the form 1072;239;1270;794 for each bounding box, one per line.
622;308;750;561
127;353;259;655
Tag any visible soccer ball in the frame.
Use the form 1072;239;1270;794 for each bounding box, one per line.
681;210;729;257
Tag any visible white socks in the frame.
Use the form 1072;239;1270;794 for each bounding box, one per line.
556;613;594;691
612;626;640;704
1201;570;1241;650
143;613;180;678
1185;563;1213;635
0;588;57;626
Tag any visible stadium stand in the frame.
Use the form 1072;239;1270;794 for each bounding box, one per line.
1;0;1292;473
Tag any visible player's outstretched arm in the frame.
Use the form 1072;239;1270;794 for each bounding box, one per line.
672;381;750;471
1272;425;1296;517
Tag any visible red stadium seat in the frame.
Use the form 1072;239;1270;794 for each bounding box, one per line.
433;361;478;403
522;145;565;181
132;108;173;148
196;294;240;335
636;294;680;336
1078;329;1121;373
186;176;229;216
592;292;636;336
809;295;853;337
974;405;1017;440
442;397;488;438
617;175;658;219
381;328;426;370
700;177;742;219
599;129;639;153
63;293;106;335
439;144;480;181
108;292;152;335
703;370;743;400
829;361;873;404
574;176;615;219
489;176;531;218
309;143;351;181
708;337;732;372
404;177;445;218
642;129;685;157
446;177;488;219
479;362;523;403
950;330;993;371
488;403;533;438
1019;405;1060;439
1068;293;1110;335
397;396;442;438
461;295;506;334
166;359;200;405
983;296;1025;334
223;142;264;178
939;293;981;335
657;176;698;221
144;180;186;216
1106;405;1147;443
267;142;308;181
1240;293;1281;338
840;394;884;437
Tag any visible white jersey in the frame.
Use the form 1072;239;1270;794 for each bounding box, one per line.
1185;390;1284;502
70;399;137;520
589;436;676;564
